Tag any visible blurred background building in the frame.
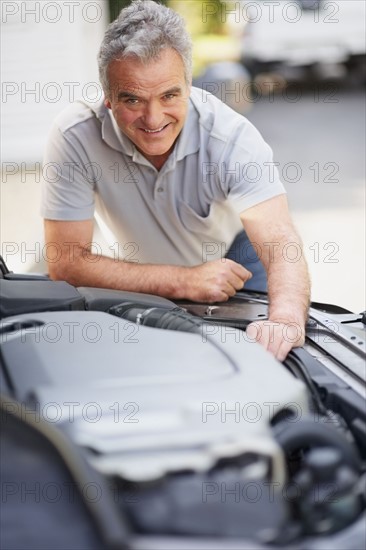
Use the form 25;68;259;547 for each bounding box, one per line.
1;0;365;311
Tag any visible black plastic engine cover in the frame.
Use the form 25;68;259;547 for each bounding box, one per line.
0;279;85;319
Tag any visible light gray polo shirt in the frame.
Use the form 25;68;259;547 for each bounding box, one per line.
41;87;285;265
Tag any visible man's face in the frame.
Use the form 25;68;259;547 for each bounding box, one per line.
105;48;191;170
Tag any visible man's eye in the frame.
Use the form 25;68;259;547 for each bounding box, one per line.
122;97;139;105
163;94;176;100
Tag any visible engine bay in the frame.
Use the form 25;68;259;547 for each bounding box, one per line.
0;265;365;549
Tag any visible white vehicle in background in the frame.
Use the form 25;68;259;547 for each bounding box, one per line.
240;0;366;81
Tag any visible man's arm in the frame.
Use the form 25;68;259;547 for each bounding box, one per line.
240;194;311;361
45;219;252;302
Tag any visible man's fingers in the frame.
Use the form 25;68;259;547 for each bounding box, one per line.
276;340;293;362
224;267;252;295
246;322;264;345
267;333;288;360
215;282;237;301
205;288;231;303
227;272;246;291
246;320;305;361
226;259;253;282
189;260;254;303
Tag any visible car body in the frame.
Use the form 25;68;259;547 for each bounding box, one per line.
240;0;366;80
0;256;365;549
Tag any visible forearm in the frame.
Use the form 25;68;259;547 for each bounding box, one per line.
48;245;252;303
265;234;311;327
49;247;188;299
45;221;253;303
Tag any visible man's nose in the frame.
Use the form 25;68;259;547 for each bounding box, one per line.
142;101;164;129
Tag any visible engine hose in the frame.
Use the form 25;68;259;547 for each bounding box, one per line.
141;307;205;333
272;416;362;473
110;303;205;334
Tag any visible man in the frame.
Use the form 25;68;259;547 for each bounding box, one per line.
42;0;310;360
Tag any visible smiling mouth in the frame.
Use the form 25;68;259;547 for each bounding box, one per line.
141;124;169;134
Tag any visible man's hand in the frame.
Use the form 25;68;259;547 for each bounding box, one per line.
185;259;252;303
246;319;305;362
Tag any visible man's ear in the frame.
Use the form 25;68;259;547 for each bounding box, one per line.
104;98;112;109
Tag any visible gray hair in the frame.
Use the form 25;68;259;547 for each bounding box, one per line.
98;0;193;94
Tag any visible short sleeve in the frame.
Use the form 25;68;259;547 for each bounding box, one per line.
41;120;96;221
223;120;286;213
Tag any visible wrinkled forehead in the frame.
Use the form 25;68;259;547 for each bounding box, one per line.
106;49;189;99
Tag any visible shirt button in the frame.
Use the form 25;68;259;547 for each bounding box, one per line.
157;187;164;192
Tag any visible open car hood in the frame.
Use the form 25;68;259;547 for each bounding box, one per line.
0;260;365;550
